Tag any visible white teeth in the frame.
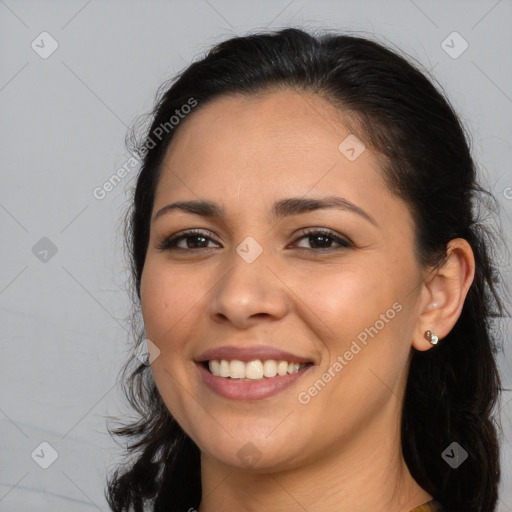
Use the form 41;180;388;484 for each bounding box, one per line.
208;359;308;379
219;359;230;377
263;360;277;377
277;360;288;376
209;360;220;375
245;360;263;379
229;360;245;379
287;362;300;373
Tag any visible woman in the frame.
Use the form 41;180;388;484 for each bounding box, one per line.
106;28;506;512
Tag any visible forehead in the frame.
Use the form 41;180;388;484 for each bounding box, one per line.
151;90;418;256
156;90;386;197
167;90;351;153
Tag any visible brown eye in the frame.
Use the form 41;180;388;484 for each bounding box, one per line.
293;228;353;250
157;229;221;251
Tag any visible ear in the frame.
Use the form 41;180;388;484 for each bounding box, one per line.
412;238;475;352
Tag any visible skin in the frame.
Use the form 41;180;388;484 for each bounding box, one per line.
139;89;475;512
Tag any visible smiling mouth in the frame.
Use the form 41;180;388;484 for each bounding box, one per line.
204;359;313;380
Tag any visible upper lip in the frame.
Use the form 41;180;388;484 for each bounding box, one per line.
196;345;314;364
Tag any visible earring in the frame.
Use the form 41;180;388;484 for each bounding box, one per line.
424;330;439;345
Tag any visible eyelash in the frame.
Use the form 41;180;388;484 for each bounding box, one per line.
157;227;353;252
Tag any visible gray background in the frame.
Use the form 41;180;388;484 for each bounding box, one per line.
1;0;511;510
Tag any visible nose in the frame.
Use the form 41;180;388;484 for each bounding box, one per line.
208;250;291;329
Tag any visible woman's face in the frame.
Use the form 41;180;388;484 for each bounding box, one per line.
140;90;428;472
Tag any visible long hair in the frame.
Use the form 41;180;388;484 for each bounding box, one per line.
106;28;508;512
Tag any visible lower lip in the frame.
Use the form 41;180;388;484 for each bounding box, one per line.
196;363;313;401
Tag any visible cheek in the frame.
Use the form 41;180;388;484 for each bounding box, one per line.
292;262;416;416
290;256;419;388
291;261;397;339
140;262;200;351
139;262;203;424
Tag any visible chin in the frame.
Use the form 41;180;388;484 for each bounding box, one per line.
201;440;306;473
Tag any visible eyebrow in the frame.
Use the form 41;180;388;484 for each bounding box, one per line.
153;196;377;226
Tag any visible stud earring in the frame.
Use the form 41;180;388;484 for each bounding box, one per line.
424;330;439;345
